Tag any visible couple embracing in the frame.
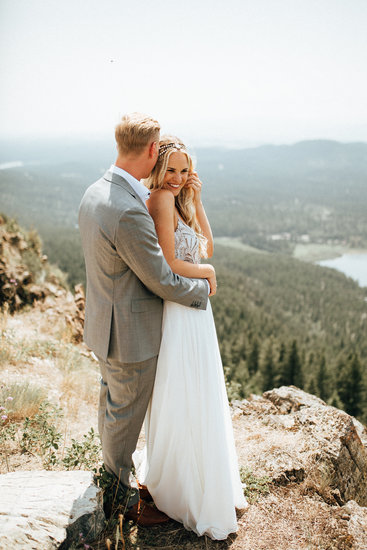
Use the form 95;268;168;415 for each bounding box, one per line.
78;113;247;540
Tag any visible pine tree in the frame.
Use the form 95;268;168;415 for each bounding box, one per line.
337;353;363;418
328;390;344;411
260;341;275;391
307;376;317;396
308;352;315;368
275;342;288;386
247;339;259;376
316;354;328;401
231;337;247;365
285;340;303;389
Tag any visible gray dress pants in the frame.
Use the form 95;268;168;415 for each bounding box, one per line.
98;355;158;504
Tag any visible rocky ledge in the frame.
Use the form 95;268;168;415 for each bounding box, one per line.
232;385;367;548
233;386;367;505
0;470;104;549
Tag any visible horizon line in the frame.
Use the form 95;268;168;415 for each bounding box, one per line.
0;135;367;150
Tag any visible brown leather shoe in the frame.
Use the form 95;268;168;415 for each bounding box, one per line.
138;482;153;502
125;499;170;526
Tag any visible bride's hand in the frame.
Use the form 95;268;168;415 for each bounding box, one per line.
186;172;202;205
207;272;217;296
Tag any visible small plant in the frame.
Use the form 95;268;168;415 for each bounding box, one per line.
0;304;13;364
1;382;49;471
45;263;69;290
0;414;17;443
95;464;138;524
22;249;43;281
21;401;63;468
56;343;86;372
62;427;102;471
240;466;272;503
0;381;46;422
95;464;119;517
1;382;102;472
15;338;58;362
224;366;244;401
1;389;18;471
0;394;17;445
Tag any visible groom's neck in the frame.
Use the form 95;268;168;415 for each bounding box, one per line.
115;156;145;181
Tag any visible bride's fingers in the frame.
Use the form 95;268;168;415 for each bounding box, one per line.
189;178;201;189
187;182;201;191
188;174;201;184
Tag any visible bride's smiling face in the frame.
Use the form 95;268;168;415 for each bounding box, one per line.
162;152;189;196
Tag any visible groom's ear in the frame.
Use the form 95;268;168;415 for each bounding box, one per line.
148;140;159;159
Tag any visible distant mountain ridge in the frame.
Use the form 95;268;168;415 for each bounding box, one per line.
196;139;367;193
1;137;366;172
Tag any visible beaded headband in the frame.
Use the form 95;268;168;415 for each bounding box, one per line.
158;142;186;158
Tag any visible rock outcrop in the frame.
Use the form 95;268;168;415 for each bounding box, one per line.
341;500;367;550
0;470;104;549
37;282;85;344
0;216;46;312
230;386;367;548
233;385;367;505
0;216;85;342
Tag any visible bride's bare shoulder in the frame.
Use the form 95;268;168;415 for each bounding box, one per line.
147;189;174;213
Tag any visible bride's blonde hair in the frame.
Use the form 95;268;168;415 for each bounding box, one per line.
143;135;207;258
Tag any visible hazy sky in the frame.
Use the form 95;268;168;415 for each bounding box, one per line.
1;0;367;146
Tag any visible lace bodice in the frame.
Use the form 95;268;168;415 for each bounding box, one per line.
174;217;200;264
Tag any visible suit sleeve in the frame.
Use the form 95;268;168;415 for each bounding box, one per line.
114;206;208;310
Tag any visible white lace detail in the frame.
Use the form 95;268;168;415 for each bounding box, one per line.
174;217;200;264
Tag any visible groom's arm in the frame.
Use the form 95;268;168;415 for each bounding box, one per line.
114;206;209;310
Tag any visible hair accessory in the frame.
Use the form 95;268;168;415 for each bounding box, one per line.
158;142;186;158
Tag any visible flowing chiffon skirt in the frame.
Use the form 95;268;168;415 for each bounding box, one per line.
135;300;248;540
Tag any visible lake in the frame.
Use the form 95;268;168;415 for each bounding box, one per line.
318;253;367;288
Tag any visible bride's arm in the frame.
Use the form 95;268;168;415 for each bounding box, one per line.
186;171;213;257
147;189;215;280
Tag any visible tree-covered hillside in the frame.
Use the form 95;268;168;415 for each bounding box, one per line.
196;141;367;247
210;245;367;421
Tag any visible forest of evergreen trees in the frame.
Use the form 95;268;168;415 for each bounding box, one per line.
210;245;367;423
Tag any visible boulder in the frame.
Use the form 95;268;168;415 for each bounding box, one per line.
263;385;327;412
0;470;105;549
234;386;367;506
341;500;367;550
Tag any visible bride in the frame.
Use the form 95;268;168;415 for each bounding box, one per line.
136;136;248;540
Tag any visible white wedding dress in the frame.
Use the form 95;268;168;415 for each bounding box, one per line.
135;217;248;540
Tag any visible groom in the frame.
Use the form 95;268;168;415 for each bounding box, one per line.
78;113;210;525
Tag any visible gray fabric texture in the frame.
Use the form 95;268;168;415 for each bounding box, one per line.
98;354;157;501
78;169;208;364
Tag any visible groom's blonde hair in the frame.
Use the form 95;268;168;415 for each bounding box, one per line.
115;113;160;156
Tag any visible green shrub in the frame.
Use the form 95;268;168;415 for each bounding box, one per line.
240;466;272;503
62;428;101;471
21;401;63;468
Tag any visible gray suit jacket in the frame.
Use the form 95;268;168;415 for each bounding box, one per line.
78;169;208;363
